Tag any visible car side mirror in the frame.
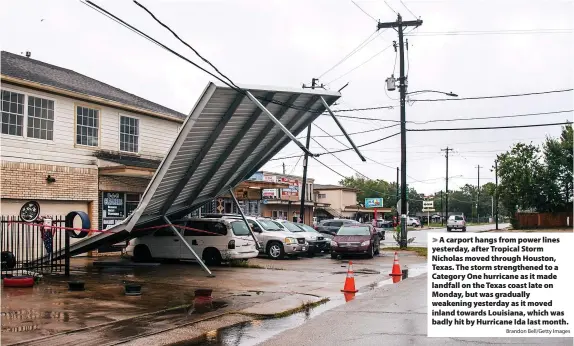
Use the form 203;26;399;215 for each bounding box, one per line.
252;226;262;233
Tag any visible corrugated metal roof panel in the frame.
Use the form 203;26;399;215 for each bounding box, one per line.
61;82;339;256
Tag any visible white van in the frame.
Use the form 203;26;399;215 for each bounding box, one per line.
126;217;259;265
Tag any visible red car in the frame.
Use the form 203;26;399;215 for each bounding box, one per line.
330;224;381;259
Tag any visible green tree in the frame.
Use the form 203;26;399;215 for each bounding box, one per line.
541;124;573;210
497;142;543;226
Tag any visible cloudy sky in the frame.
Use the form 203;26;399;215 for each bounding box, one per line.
1;0;572;195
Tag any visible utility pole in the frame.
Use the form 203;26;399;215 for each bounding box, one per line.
441;147;453;223
299;78;319;224
440;190;444;226
282;162;286;175
396;167;400;222
476;165;481;223
494;159;499;230
377;14;423;249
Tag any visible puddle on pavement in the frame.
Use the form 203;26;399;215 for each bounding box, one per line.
187;301;229;315
185;268;427;346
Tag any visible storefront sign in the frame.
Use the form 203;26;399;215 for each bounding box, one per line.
102;192;125;218
102;218;122;230
249;172;264;181
262;174;278;199
280;177;300;198
365;198;383;208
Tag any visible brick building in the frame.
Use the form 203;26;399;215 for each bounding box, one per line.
0;51;185;240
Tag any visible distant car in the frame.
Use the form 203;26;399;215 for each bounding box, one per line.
330;224;381;259
447;215;467;232
272;220;329;255
316;219;361;237
294;222;331;252
126;217;259;265
407;217;421;227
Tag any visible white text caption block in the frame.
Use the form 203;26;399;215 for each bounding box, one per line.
427;232;573;338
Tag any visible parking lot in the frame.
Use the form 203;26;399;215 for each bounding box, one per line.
1;249;426;345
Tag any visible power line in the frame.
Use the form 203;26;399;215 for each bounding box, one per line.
300;123;400;138
400;0;419;19
329;105;395;112
409;88;573;102
409;109;573;125
352;0;378;22
382;0;398;15
325;44;394;85
270;131;400;161
407;121;572;132
406;29;572;36
83;1;324;115
317;30;380;79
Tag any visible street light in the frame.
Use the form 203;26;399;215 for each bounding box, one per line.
406;90;459;97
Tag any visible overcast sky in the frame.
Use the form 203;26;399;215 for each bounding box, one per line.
1;0;572;196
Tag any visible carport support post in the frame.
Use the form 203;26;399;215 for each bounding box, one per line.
162;215;214;277
65;231;70;277
228;188;261;250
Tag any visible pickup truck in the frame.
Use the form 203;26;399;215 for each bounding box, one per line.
447;215;466;232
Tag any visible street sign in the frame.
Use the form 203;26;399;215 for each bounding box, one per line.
396;199;409;214
423;201;434;209
422;208;435;212
365;198;383;208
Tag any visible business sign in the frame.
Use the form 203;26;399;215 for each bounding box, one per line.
261;174;278;199
365;198;383;208
102;192;125;218
280;177;300;198
249;172;264;181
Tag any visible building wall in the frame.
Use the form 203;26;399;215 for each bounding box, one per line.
99;175;150;193
260;203;314;225
0;161;99;228
0;84;180;168
341;190;358;209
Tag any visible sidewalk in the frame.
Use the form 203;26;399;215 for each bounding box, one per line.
261;274;573;346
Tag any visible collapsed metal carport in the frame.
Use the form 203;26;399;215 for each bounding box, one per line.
52;82;362;275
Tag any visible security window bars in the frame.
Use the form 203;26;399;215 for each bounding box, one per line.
76;106;99;146
27;96;54;140
120;116;139;152
1;90;25;136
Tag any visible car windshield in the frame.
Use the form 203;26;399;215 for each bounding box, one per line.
337;226;371;236
258;219;282;231
296;223;319;233
280;221;303;232
230;221;251;236
450;216;464;221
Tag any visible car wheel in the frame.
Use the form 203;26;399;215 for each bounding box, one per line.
267;242;285;260
446;227;451;232
203;248;222;266
462;227;467;232
133;245;152;263
331;253;339;259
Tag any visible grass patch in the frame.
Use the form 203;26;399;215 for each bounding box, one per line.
241;298;330;319
226;260;266;269
383;246;427;258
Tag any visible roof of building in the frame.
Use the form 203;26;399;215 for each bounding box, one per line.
1;51;186;120
314;184;358;191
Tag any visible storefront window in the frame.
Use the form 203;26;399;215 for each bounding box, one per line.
126;193;141;216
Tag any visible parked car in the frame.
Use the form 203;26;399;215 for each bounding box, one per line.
330;224;381;259
200;214;308;259
244;216;308;259
373;220;391;240
126;217;259;265
272;219;329;255
294;222;331;252
407;217;421;227
316;219;361;237
447;214;467;232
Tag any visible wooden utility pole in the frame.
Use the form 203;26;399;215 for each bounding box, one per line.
377;14;422;248
441;147;453;222
476;165;482;223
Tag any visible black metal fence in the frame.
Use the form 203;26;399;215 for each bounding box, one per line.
1;215;70;277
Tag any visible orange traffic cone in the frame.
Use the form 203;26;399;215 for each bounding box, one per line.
343;292;356;302
389;251;402;276
392;275;402;284
341;261;359;293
